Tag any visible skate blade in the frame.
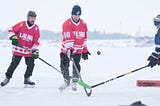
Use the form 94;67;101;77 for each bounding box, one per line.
71;88;77;91
71;83;77;91
71;87;77;91
59;86;70;93
1;84;6;87
24;84;35;88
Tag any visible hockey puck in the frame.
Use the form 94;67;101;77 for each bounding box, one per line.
97;51;101;55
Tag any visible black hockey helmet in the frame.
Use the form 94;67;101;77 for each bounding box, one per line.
27;11;37;18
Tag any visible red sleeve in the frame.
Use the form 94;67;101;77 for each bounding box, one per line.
31;26;40;50
62;20;74;43
8;21;24;39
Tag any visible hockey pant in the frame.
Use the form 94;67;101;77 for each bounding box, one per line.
5;55;35;79
60;53;81;83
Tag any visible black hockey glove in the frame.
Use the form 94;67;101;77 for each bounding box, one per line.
147;52;160;68
82;52;91;60
32;49;39;59
11;35;18;46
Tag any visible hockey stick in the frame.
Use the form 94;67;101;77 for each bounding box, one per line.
39;57;62;74
38;57;87;83
19;46;62;74
17;46;62;74
91;65;148;88
72;59;92;97
39;57;74;80
39;57;91;93
78;65;148;89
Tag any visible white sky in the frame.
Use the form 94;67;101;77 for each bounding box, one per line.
1;0;160;36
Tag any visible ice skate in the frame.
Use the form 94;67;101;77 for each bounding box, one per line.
1;78;10;87
24;78;35;88
59;80;70;92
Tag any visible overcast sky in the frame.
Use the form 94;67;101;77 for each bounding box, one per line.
1;0;160;36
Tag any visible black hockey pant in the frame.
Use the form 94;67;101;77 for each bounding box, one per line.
60;53;81;82
5;55;35;79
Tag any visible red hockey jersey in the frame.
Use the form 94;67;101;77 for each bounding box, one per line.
61;18;88;54
8;21;40;57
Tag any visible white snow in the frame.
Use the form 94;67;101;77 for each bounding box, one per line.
0;40;160;106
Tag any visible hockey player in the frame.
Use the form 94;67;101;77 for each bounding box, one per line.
59;5;90;91
148;15;160;68
1;11;40;87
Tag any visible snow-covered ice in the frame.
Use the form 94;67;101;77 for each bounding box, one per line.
0;40;160;106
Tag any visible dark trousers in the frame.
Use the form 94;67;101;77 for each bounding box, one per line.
5;55;35;79
60;53;81;82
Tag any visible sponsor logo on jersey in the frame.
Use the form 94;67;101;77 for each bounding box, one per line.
19;33;33;42
73;31;85;38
